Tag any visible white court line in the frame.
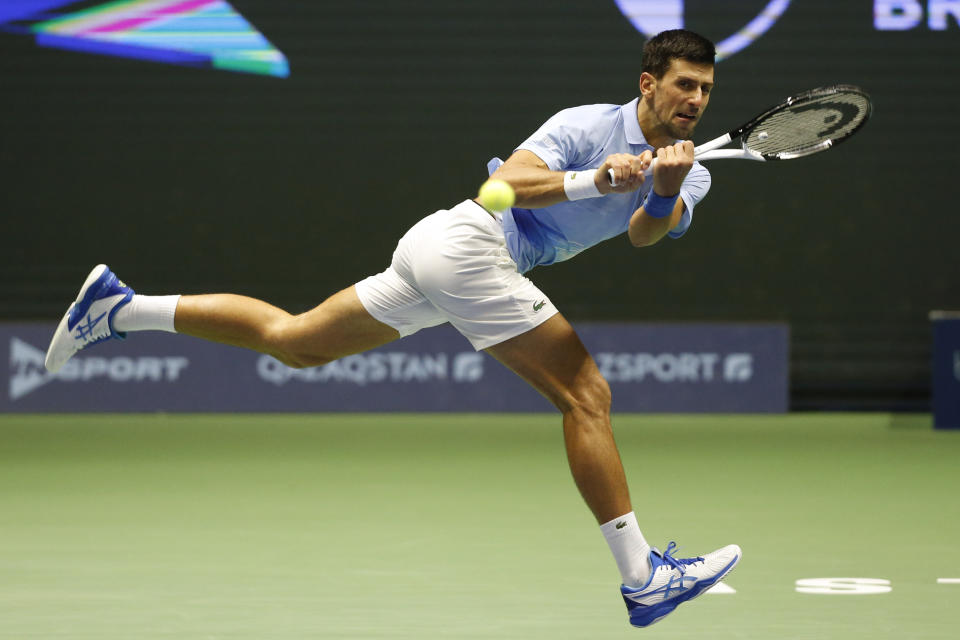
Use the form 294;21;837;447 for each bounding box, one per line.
708;582;737;594
937;578;960;584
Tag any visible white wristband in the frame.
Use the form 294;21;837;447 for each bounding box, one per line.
563;170;602;201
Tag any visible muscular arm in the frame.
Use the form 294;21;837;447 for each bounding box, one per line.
490;149;653;209
488;150;569;209
627;199;686;248
490;144;694;248
627;141;695;247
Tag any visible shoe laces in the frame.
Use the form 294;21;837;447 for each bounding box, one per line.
657;542;704;574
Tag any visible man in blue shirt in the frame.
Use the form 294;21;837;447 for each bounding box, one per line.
46;29;739;628
492;94;709;273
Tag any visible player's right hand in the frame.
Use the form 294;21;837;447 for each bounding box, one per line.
651;141;695;196
599;151;653;194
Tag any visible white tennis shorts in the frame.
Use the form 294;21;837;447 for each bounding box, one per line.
354;199;557;350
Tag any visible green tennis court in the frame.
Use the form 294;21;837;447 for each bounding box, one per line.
2;413;957;639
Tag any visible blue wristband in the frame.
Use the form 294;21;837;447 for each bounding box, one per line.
643;191;679;219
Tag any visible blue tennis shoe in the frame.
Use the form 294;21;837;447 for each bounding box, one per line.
620;542;741;627
45;264;134;373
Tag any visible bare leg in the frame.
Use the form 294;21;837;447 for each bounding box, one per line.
176;286;629;520
486;313;631;523
174;286;400;368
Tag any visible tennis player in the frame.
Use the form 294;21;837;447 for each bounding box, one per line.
45;29;739;628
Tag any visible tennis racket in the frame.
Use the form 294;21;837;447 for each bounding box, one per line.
608;84;872;185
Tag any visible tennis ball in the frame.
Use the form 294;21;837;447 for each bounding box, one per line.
477;179;515;211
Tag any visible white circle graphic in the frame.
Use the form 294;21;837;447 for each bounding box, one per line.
612;0;793;61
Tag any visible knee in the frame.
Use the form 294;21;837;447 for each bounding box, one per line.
559;374;612;420
274;351;332;370
262;318;333;369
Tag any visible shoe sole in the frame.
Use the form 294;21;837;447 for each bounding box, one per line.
44;264;110;373
629;547;742;628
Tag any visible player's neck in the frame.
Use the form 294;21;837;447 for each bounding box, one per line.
636;100;674;150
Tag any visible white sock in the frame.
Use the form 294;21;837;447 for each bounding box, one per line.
600;512;651;587
112;294;181;333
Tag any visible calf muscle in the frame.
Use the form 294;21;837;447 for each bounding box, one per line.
486;314;633;523
174;286;400;368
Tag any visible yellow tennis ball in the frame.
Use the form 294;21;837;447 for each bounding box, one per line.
478;179;515;211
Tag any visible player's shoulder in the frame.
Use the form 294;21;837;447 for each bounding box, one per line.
551;103;623;123
542;103;625;138
556;102;622;116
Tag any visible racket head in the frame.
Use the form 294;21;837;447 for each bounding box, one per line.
736;85;873;160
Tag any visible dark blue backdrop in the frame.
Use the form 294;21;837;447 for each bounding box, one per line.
1;1;957;409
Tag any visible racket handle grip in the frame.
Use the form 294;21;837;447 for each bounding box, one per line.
606;160;656;187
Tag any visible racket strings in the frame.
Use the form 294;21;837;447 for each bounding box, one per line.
745;92;871;159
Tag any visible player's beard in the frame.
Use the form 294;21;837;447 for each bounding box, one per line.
649;93;696;141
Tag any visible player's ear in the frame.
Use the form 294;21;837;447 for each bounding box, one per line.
639;72;657;99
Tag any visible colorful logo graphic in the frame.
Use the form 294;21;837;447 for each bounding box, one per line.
8;336;190;401
612;0;793;61
0;0;289;77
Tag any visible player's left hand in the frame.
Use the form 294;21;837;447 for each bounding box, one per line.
598;151;653;194
652;141;695;196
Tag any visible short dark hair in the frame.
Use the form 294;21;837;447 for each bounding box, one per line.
641;29;716;79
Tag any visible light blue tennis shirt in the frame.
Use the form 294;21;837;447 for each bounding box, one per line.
487;97;711;274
